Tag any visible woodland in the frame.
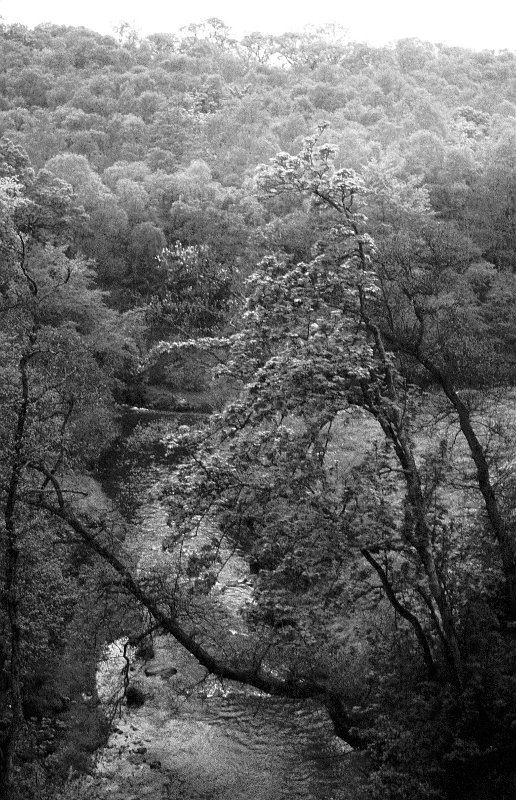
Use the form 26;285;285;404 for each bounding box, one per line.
2;16;516;800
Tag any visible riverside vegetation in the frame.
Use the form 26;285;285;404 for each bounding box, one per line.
2;18;516;799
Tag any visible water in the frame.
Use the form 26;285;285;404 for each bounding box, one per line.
93;407;366;800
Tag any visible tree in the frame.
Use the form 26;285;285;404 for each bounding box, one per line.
130;131;516;795
6;21;516;796
1;130;512;798
365;179;516;620
148;241;234;337
0;145;141;797
273;25;348;70
251;131;516;791
2;149;379;754
239;32;276;65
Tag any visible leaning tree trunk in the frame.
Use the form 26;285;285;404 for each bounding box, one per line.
32;466;367;751
357;315;464;688
420;357;516;620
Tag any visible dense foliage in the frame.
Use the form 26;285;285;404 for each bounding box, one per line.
3;19;516;312
161;134;516;798
0;137;142;796
3;15;516;800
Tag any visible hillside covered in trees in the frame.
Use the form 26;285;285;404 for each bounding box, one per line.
3;20;516;313
3;17;516;800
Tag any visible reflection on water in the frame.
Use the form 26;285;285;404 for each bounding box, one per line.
184;697;352;799
95;409;366;800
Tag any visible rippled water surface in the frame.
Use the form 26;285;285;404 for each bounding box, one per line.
94;408;366;800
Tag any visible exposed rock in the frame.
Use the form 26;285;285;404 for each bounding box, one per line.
144;666;178;679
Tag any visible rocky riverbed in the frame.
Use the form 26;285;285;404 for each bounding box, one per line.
69;631;366;800
58;412;368;800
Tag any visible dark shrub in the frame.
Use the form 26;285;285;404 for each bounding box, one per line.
125;684;145;707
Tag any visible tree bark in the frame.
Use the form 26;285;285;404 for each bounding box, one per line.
378;291;516;619
417;355;516;619
361;548;436;680
32;470;366;749
359;378;464;688
0;343;34;797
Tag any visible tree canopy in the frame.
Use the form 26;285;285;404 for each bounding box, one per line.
2;17;516;800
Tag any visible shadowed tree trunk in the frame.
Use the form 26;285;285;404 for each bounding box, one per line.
0;339;35;798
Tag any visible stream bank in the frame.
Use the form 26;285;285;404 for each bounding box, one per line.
60;409;368;800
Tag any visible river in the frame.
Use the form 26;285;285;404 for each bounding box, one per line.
87;408;367;800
